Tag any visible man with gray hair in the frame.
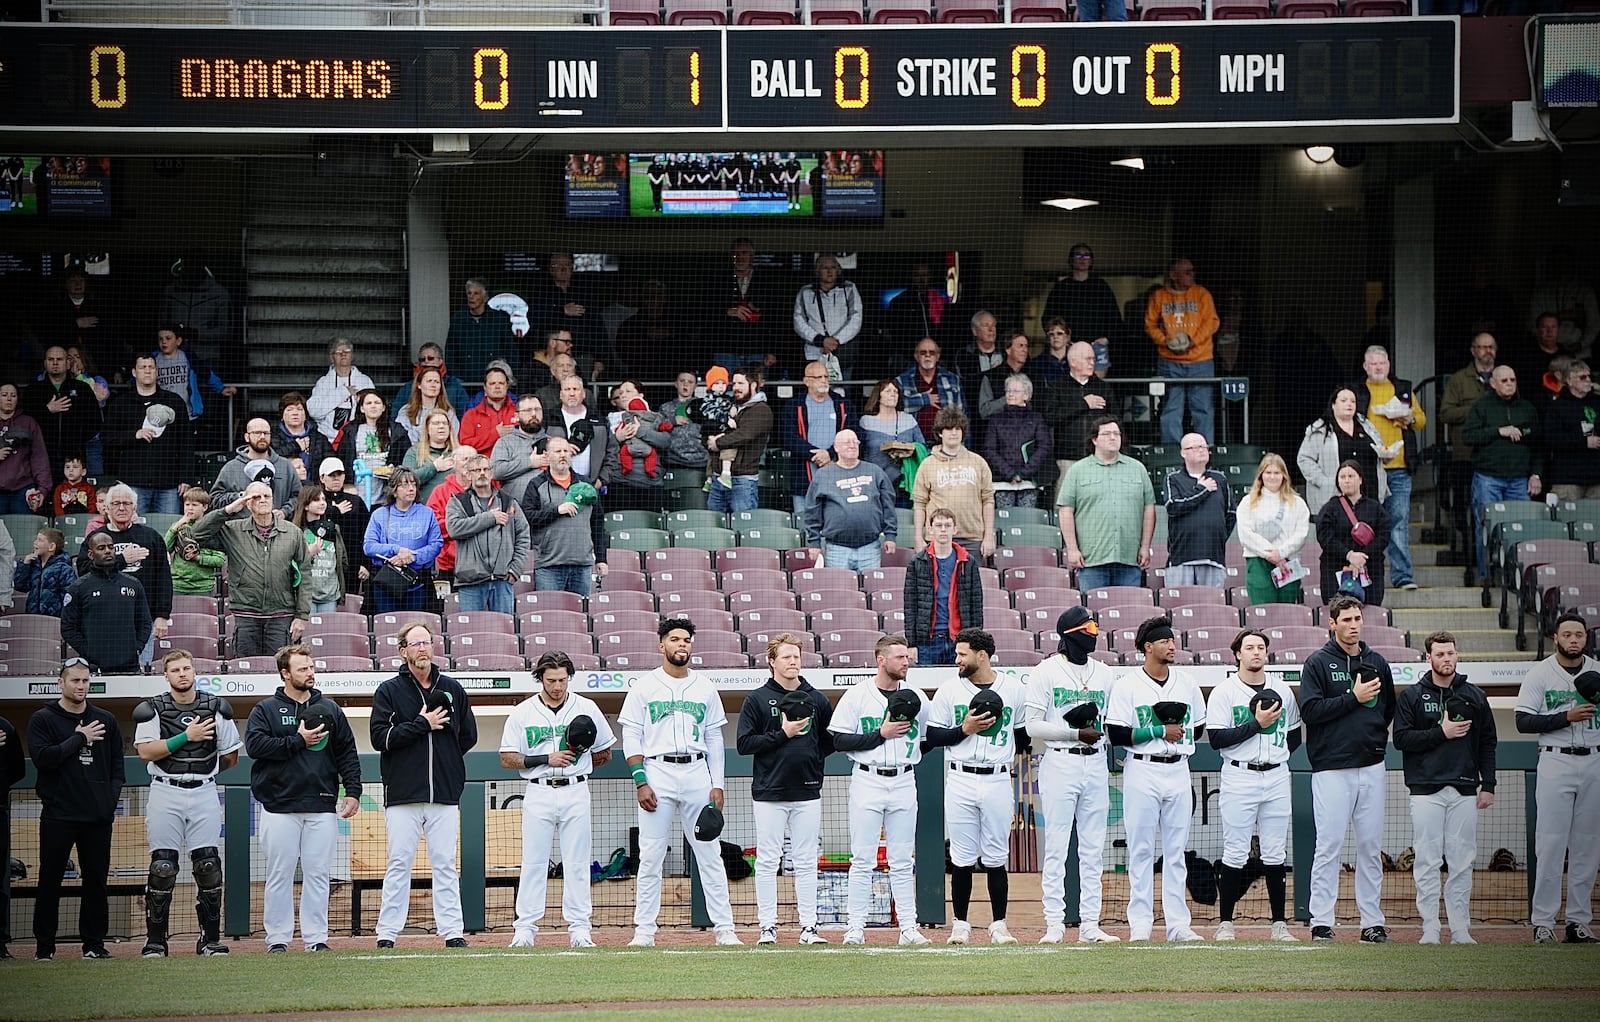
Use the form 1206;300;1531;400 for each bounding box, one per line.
191;479;310;657
1544;359;1600;501
426;444;482;583
445;455;530;615
78;482;172;665
793;253;863;378
446;277;518;382
1357;345;1426;592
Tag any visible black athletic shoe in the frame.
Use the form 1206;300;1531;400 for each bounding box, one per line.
141;943;168;958
1360;926;1391;944
82;947;113;959
0;946;13;961
197;938;229;956
1311;926;1333;941
1565;923;1600;944
444;937;469;949
307;943;332;952
267;944;288;954
35;950;54;961
376;939;396;949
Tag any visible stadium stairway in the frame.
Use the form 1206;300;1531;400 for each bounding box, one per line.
1393;489;1520;662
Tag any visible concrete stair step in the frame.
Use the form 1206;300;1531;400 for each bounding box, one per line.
1411;565;1474;589
1391;607;1501;632
1422;628;1515;655
1381;586;1483;609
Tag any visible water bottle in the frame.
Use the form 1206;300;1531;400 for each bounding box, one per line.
1093;340;1111;374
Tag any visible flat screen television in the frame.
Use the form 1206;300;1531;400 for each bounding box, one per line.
40;156;112;217
565;150;884;219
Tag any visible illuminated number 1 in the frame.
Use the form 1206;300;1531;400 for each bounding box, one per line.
1145;43;1179;107
89;45;127;109
474;47;509;111
1011;45;1045;109
665;48;701;109
835;46;869;109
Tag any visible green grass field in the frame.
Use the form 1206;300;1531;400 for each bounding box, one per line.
4;943;1597;1021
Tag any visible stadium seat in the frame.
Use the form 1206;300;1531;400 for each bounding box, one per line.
1269;648;1317;665
1159;586;1227;607
588;590;657;614
1170;604;1244;631
1011;0;1069;18
1370;645;1422;663
732;507;794;531
605;549;644;573
448;632;521;658
168;612;221;638
1194;649;1234;666
567;652;602;670
729;589;799;613
158;635;218;660
721;568;790;594
443;611;515;636
0;636;63;661
689;651;754;668
818;628;881;659
739;526;805;551
649;568;719;593
1210;1;1272;20
1085;587;1154;612
452;654;527;671
1242;604;1314;628
672;526;739;552
714;546;782;573
1088;650;1123;666
689;631;747;655
518;609;591;635
307;633;373;659
600;569;649;593
1361;624;1408;648
880;547;914;568
990;629;1039;662
171;593;220;616
515;591;586;615
999;524;1064;549
995;506;1051;529
1002;565;1072;592
866;589;903;613
1264;626;1328;649
609;0;663;23
644;547;714;574
863;566;907;592
1346;0;1409;14
602;652;652;670
610;528;671;553
982;586;1012;612
664;0;729;23
1096;604;1157;634
591;608;660;635
525;630;596;655
306;612;369;637
799;588;868;613
656;590;731;614
791;567;860;594
742;603;811;632
1139;0;1202;18
935;0;1000;21
784;548;824;573
0;658;61;675
313;655;376;672
664;509;726;532
992;545;1061;571
1274;0;1340;15
606;509;661;533
598;630;666;657
1555;499;1600;525
1011;587;1079;616
372;612;442;637
229;658;275;673
870;0;932;21
807;0;866;22
1182;628;1238;654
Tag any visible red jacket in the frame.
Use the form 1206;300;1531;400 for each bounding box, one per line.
903;541;983;646
426;474;468;573
458;398;517;457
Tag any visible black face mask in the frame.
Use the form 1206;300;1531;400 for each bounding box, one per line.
1055;608;1099;666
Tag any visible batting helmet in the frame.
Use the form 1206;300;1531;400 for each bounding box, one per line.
778;689;814;722
1152;700;1189;726
694;803;725;842
564;714;598;755
969;687;1006;737
1064;702;1100;729
886;688;922;723
1575;670;1600;705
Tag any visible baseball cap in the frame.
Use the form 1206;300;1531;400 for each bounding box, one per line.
319;457;346;477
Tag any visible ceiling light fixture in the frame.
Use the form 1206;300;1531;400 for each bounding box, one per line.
1041;197;1100;211
1304;145;1336;164
1109;157;1146;170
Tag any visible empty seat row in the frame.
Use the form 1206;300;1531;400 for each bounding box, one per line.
606;0;1413;25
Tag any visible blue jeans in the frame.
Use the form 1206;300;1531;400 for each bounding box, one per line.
131;486;182;516
1157;358;1214;443
310;599;340;615
1165;562;1226;589
708;476;759;513
536;565;593;598
1382;468;1414;587
1076;0;1128;19
1470;473;1530;583
918;636;956;666
372;584;427;613
823;541;882;572
84;438;104;478
1077;563;1143;590
456;580;514;614
0;490;36;514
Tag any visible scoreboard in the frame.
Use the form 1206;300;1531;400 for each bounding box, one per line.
0;20;1459;134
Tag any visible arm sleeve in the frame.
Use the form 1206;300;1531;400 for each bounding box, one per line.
456;690;478;753
1021;703;1076;743
920;724;967;751
1166;471;1208;518
29;720;86;770
621;720;645;761
1515;709;1574;734
704;721;726;789
1297;662;1355;725
1477;702;1498;792
1106;724;1135;747
59;585;85;656
334;712;364;800
1206;720;1261;750
244;705;300;761
831;731;886;752
878;472;898;542
188;507;232;547
445;495;496;540
1461;401;1496;448
520;481;562;529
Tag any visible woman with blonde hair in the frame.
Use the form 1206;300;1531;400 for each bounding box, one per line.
1237;453;1311;605
396;365;459;445
402;408;459;502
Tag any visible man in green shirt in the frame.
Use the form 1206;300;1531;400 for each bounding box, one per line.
1057;415;1156;590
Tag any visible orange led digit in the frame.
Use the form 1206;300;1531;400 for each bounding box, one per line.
1144;43;1179;107
835;46;869;110
1011;44;1045;109
473;47;509;111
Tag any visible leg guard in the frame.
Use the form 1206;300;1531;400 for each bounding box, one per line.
143;849;180;953
192;846;224;947
1264;863;1289;923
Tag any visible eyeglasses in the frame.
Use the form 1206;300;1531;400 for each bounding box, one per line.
61;657;90;669
1071;252;1093;260
245;430;270;437
1181;445;1209;452
407;639;434;648
1573;374;1592;381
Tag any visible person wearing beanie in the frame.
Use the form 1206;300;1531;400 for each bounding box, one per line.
698;365;738;485
1022;605;1122;944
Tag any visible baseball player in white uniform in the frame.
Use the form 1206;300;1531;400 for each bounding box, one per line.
1515;611;1600;944
1023;607;1121;944
827;633;933;946
618;617;740;946
1105;616;1207;942
1298;593;1397;943
1203;629;1301;942
499;650;617;949
925;628;1028;945
132;648;242;957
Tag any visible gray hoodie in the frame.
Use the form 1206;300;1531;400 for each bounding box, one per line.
444;487;531;586
210;445;302;517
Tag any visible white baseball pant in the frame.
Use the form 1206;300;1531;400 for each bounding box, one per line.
259;810;336;949
754;799;822;930
847;768;918;935
1038;748;1110;928
633;759;735;938
514;780;594;940
1410;788;1477;936
945;766;1011;869
376;803;464;941
146;779;222;851
1532;750;1600;929
1310;763;1387;930
1219;763;1291;868
1123;758;1194;939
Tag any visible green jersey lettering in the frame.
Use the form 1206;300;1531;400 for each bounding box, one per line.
647;699;708;725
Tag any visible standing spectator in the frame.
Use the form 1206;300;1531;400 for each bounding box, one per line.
445;278;518;383
910;407;995;557
393;343;470;414
395;367;460;448
1393;631;1497;946
521;437;607;597
21;346;100;482
77;485;170;664
62;346;109;477
0;381;52;514
1043;244;1122;375
306;337;374;440
706;365;773;515
1543;359;1600;501
459;362;518;458
103;354;191;515
856;377;922;481
529;255;600;373
904;507;982;666
606;380;669;514
54;266;123;378
548;374;619;490
1528;244;1599;358
1510;312;1567;400
982;373;1052;509
27;658;124;960
1437;332;1499;563
976;332;1033;424
706;237;780;370
0;710;25;961
402;409;461;504
1057;415;1156;590
272;392;334;485
1039;341;1113;483
1299;594;1397;943
1163;433;1236;589
803;429;897;571
793;254;863;380
446;454;530;615
152;324;235;445
319;458;371;595
1237;454;1311;605
1027;318;1074;387
17;526;75;617
1356;346;1427;592
1462;366;1543;582
1145;257;1220;443
530;321;575;375
884;260;948;367
952;311;1004;419
783;361;851;516
534;354;578;425
426;445;481;582
737;633;835;946
247;646;362;953
210;418;301;517
1316;461;1390;607
163;258;234;380
363;467;444;613
166;488;225;597
491;394;550;504
335;390;408;489
293;485;346;615
657;372;707;471
1297;387;1390;514
897;338;966;443
371;621;479;951
193;480;311;655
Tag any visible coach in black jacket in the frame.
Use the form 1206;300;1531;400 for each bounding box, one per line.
369;620;478;949
736;633;835;945
0;713;25;960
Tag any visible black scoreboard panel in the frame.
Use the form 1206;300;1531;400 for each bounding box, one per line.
0;21;1458;133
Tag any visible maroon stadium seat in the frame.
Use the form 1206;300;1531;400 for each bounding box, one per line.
870;0;932;21
588;590;657;614
518;609;589;634
312;655;376;672
447;632;521;658
515;591;585;615
935;0;1000;21
645;548;714;574
451;654;527;671
609;0;663;23
734;0;798;22
1169;604;1244;631
1010;0;1069;20
721;568;790;594
664;0;729;24
1159;586;1227;607
591;608;660;636
443;611;515;636
715;547;782;573
307;633;373;659
1242;604;1315;629
807;0;866;22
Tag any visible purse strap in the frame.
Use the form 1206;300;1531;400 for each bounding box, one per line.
1340;496;1360;528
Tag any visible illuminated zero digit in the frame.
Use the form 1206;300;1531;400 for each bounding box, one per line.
473;47;509;111
1011;45;1045;109
89;45;127;109
835;46;869;110
1144;43;1179;107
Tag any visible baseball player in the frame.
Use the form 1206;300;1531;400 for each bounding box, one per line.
1298;593;1397;943
1515;611;1600;944
499;650;616;949
827;633;933;946
737;633;835;945
1393;630;1497;945
132;649;242;957
245;645;362;952
619;617;741;947
1105;616;1207;943
925;628;1028;945
371;621;479;950
1203;629;1301;942
1024;607;1121;944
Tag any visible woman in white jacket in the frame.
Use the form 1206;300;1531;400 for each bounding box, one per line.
1237;453;1311;605
306;338;375;440
1296;386;1391;513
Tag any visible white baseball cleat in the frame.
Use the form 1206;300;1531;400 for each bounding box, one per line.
1078;925;1121;943
1419;926;1440;945
1269;921;1300;942
627;932;655;947
570;934;597;949
988;921;1017;945
798;927;828;945
1451;933;1477;945
899;929;932;946
842;930;866;946
1040;926;1066;945
947;921;971;945
1214;922;1236;942
714;930;744;946
1169;928;1206;943
508;933;536;948
757;927;777;945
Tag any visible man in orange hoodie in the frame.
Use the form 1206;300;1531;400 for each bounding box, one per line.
1145;257;1220;444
